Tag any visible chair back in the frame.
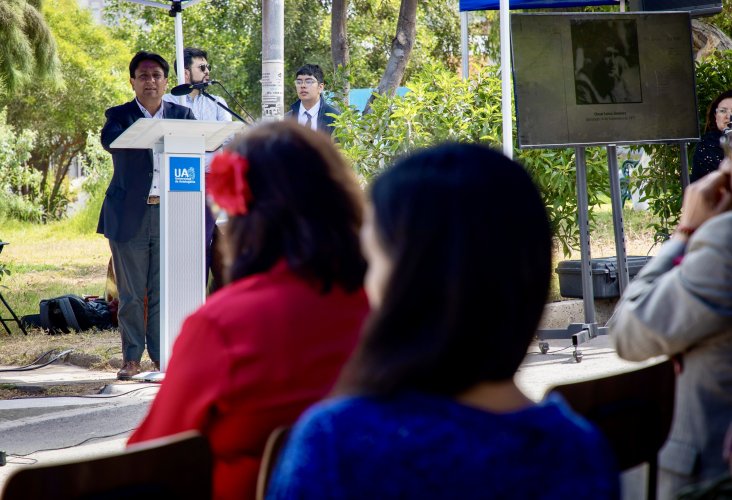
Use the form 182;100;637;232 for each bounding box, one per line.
549;359;675;471
1;431;212;500
549;359;675;500
256;426;291;500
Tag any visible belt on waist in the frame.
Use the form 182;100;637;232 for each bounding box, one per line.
147;195;160;205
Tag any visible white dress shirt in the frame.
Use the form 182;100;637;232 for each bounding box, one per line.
136;98;164;198
298;100;320;131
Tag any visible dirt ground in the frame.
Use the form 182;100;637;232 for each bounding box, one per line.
0;381;110;400
0;326;158;398
0;327;124;370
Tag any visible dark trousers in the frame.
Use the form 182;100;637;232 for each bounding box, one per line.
109;205;160;363
205;202;215;284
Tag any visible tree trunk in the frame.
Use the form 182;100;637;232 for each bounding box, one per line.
363;0;417;114
30;150;50;196
331;0;350;106
692;19;732;61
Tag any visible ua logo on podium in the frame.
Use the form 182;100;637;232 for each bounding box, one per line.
169;156;201;192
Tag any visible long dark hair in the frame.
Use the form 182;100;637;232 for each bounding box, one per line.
224;121;366;293
705;89;732;133
337;143;552;396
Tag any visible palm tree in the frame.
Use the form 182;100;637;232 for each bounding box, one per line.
0;0;58;95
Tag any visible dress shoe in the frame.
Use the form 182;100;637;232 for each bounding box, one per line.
117;360;141;380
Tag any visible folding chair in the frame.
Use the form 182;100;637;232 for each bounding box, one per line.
1;430;213;499
256;426;291;500
549;359;676;500
0;242;26;335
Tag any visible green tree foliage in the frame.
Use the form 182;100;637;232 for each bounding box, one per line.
0;109;43;223
4;0;131;219
103;0;461;115
333;64;610;254
705;0;732;38
348;0;460;88
104;0;330;117
66;131;114;235
0;0;59;95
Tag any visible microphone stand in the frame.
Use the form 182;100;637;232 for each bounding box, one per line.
211;82;257;125
199;89;249;124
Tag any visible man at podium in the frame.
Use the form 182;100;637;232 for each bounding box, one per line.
98;51;196;380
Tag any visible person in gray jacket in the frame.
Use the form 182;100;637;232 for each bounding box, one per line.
608;164;732;499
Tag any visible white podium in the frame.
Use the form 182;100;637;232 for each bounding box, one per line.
110;118;244;372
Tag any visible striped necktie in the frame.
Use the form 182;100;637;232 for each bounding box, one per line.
304;111;312;129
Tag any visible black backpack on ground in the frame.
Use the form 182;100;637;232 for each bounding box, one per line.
23;295;117;334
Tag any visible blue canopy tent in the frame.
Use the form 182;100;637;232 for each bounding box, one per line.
460;0;618;11
457;0;621;157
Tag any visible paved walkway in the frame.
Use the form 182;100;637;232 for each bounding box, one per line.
0;333;653;497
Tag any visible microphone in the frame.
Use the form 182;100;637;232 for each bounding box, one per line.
171;80;218;96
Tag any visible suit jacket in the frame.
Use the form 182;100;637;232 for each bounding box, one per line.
97;100;196;242
608;213;732;492
285;97;340;136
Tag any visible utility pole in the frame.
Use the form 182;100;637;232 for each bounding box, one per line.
262;0;285;120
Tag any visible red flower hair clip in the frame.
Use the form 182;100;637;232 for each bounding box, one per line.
208;151;254;216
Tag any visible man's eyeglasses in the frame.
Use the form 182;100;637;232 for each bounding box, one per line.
717;108;732;116
195;64;212;72
295;78;319;86
135;73;165;82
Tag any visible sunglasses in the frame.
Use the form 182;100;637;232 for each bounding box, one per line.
194;64;212;72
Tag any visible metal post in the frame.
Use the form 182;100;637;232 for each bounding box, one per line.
499;0;513;158
607;144;630;294
461;11;469;80
575;147;596;325
680;141;691;191
174;11;186;106
262;0;285;120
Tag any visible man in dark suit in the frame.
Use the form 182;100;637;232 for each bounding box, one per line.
99;51;196;380
285;64;340;137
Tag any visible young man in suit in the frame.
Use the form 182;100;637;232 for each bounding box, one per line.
285;64;340;137
98;51;196;380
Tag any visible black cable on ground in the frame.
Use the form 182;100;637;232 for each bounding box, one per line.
0;349;73;372
8;428;136;458
0;349;57;371
19;385;159;400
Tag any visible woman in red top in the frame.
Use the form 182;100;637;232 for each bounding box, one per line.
127;121;369;500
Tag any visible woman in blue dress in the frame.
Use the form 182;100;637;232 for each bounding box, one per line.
267;143;620;499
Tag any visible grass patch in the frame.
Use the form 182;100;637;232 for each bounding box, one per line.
0;220;109;318
0;326;156;374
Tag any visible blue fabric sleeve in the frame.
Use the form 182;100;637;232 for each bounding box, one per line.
266;405;339;500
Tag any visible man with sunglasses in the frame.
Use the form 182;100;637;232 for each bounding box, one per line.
164;47;232;293
164;47;231;124
285;64;340;137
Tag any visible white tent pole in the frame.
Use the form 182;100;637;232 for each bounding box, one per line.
461;11;469;80
122;1;193;103
174;10;186;105
499;0;512;158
